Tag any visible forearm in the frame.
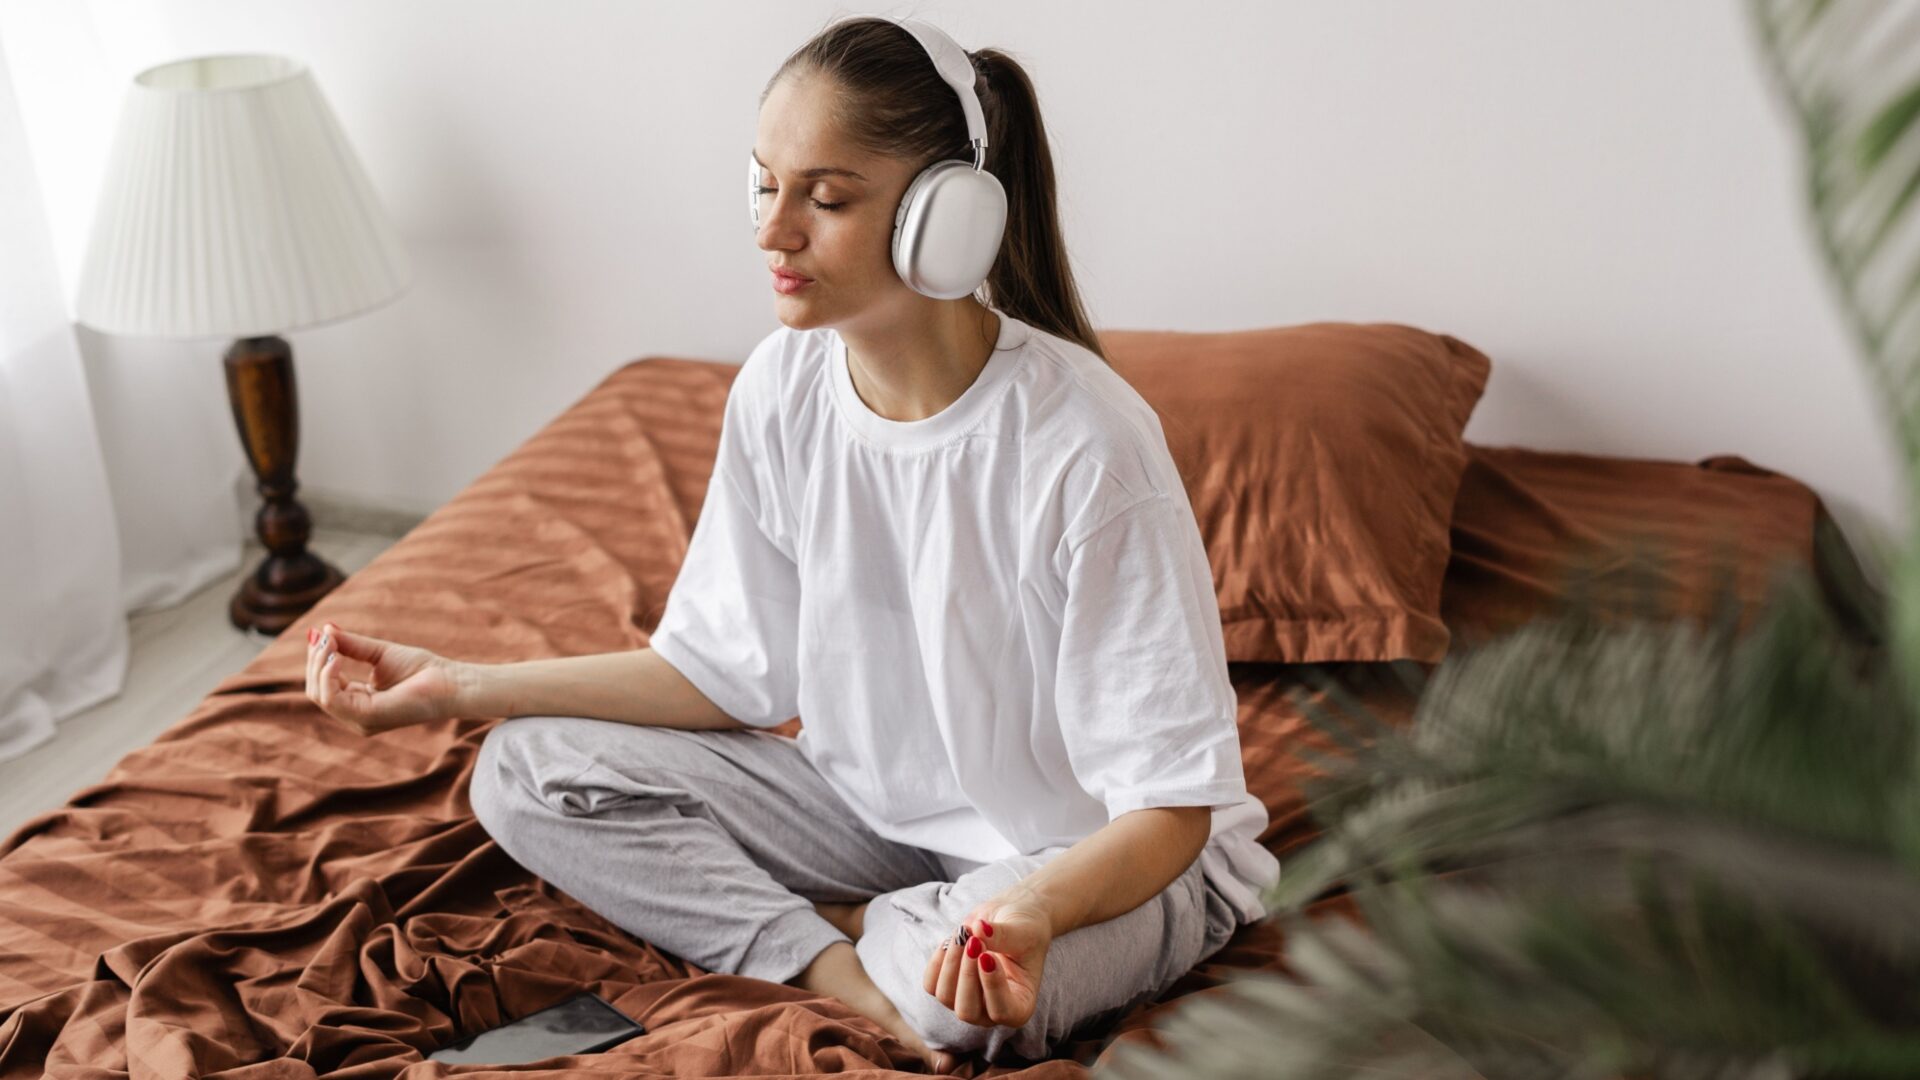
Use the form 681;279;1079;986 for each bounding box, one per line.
1005;806;1213;938
452;647;746;731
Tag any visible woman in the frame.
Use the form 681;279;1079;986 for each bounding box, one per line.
303;15;1277;1073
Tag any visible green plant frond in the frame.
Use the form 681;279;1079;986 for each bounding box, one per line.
1264;838;1355;913
1204;873;1920;1080
1299;663;1404;745
1852;153;1920;279
1751;0;1920;472
1337;551;1913;856
1265;777;1590;914
1387;656;1434;700
1896;515;1920;740
1354;798;1920;974
1097;967;1469;1080
1283;908;1415;999
1287;682;1374;759
1859;81;1920;168
1290;738;1357;779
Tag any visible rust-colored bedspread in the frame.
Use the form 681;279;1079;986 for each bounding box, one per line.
0;358;1840;1078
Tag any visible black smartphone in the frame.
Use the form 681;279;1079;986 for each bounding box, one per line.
427;990;646;1064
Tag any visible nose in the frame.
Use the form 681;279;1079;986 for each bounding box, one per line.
754;189;805;253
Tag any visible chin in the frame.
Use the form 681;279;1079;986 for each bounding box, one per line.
772;308;817;332
772;301;835;333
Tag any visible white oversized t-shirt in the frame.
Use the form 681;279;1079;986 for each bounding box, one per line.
647;308;1280;925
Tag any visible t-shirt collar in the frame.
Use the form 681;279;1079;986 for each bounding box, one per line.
830;308;1030;451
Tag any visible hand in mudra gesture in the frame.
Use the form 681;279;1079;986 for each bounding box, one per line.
305;621;464;735
923;891;1054;1030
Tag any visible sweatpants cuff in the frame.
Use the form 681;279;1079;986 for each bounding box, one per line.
737;904;852;986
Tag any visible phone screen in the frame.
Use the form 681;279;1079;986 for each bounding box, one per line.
427;990;646;1064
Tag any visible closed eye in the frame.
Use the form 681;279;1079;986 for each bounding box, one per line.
753;185;845;212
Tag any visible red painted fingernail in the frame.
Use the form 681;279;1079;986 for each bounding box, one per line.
966;937;983;959
981;921;993;937
980;953;996;973
308;628;317;644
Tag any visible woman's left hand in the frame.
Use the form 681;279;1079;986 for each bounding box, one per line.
923;892;1054;1030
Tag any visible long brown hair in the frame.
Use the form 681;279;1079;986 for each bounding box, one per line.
762;16;1109;364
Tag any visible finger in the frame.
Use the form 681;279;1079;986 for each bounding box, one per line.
327;653;364;722
315;650;334;713
322;625;356;677
954;935;984;1023
316;645;339;714
978;947;1011;1023
329;623;384;666
335;666;372;727
923;938;949;996
935;927;966;1007
321;652;357;724
306;629;323;697
319;635;337;694
326;622;362;661
308;630;337;702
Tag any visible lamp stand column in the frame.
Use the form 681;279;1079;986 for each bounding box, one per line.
223;334;344;635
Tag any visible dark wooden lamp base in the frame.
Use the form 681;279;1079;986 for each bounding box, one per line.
223;334;344;635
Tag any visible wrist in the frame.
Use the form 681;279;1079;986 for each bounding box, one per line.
997;878;1071;940
450;661;491;717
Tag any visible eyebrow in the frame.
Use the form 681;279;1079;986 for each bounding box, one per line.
752;148;868;182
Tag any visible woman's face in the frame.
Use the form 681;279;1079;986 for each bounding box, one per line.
754;73;918;330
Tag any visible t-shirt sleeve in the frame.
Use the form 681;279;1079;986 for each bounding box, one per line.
1054;489;1250;821
647;351;802;729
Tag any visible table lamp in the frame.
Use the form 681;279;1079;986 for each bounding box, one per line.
73;54;412;635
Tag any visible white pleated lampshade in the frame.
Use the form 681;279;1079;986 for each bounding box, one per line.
74;54;411;339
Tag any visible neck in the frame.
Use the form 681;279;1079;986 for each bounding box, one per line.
840;298;1001;422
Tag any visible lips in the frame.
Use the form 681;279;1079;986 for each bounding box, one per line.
771;268;815;296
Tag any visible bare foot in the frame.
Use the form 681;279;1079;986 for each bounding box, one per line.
876;1011;960;1075
789;940;962;1074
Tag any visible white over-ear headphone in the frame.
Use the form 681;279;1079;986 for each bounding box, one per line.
750;16;1008;301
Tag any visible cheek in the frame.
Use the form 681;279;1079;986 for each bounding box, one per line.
819;215;895;278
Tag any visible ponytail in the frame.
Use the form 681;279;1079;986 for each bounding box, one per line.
968;49;1108;363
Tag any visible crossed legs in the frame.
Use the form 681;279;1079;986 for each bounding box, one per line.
469;717;960;1071
469;716;1234;1071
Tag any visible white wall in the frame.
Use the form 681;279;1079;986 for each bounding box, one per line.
8;0;1910;596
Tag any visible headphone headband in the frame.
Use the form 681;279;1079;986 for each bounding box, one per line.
874;16;988;170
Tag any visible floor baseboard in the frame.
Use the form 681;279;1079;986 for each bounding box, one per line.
293;487;429;540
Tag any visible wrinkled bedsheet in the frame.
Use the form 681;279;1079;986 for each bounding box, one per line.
0;356;1843;1078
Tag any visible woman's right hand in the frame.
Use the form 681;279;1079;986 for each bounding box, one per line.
305;621;466;735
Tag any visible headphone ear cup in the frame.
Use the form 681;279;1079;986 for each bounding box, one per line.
748;152;761;231
891;160;1008;300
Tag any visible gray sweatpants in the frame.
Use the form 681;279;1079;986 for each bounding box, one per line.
467;715;1241;1064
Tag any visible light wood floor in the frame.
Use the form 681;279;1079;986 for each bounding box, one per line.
0;527;402;842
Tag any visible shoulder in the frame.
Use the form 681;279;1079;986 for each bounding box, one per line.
1017;324;1169;473
1012;324;1185;547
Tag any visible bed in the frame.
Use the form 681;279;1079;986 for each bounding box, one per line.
0;341;1863;1078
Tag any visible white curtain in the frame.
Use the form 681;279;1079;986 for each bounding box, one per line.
0;38;129;763
0;5;249;770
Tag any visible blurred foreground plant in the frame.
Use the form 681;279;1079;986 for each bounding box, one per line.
1100;4;1920;1077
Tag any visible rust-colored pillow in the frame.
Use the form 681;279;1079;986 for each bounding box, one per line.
1439;445;1857;646
1099;322;1492;664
